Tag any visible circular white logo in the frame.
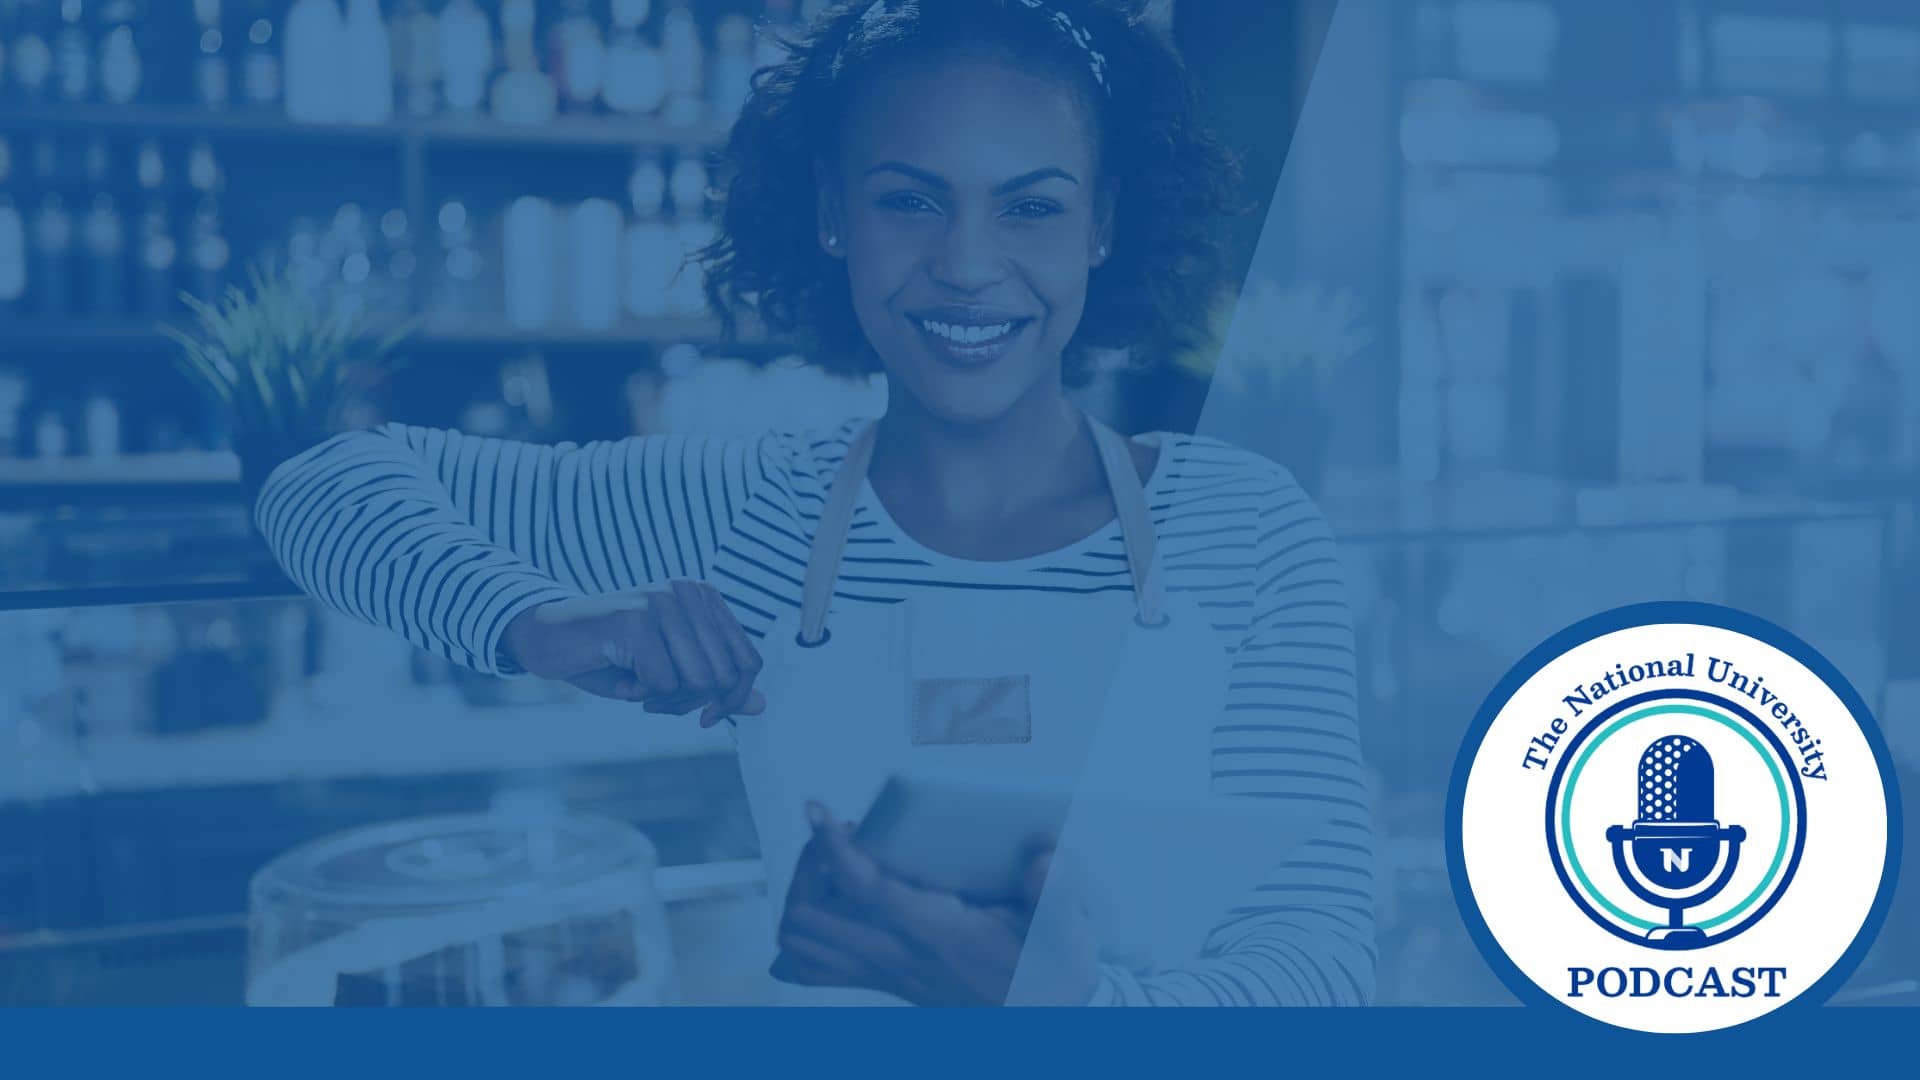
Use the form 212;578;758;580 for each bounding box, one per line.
1448;603;1900;1033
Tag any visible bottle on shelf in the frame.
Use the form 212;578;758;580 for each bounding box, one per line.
502;194;558;329
0;137;25;317
659;0;702;127
710;14;752;125
375;206;415;317
28;137;72;317
433;198;481;315
328;201;373;322
82;387;119;459
95;0;138;105
0;367;27;459
9;0;54;100
341;0;393;124
33;406;69;458
185;139;228;303
284;0;343;122
437;0;491;115
551;0;606;115
240;0;281;109
602;0;664;117
80;137;123;316
492;0;554;124
285;213;323;291
133;138;175;316
568;197;621;330
52;0;90;102
390;0;439;119
623;153;672;320
193;0;229;109
667;154;711;317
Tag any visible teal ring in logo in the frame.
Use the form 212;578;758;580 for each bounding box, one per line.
1555;701;1794;933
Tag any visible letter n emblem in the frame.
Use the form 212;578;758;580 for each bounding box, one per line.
1662;847;1691;873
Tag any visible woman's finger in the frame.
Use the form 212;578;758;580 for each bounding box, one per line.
643;692;706;715
673;582;747;726
816;818;970;946
701;585;767;721
675;579;740;688
771;932;869;988
567;667;645;702
785;823;841;908
649;591;718;698
785;900;924;977
567;667;706;713
810;810;942;930
615;612;680;699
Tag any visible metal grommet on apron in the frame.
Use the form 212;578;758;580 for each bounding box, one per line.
729;413;1238;1005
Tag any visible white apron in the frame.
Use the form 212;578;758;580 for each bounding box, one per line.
730;417;1271;1005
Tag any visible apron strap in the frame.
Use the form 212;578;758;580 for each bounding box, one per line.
1087;419;1167;627
796;414;1166;644
798;422;878;646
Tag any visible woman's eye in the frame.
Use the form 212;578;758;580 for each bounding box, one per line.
879;192;938;215
1004;199;1063;220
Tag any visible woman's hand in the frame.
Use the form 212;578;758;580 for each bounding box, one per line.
770;804;1100;1006
503;580;765;724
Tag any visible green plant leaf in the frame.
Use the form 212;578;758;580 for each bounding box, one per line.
163;262;409;447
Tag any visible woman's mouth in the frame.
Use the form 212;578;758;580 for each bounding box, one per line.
911;314;1034;368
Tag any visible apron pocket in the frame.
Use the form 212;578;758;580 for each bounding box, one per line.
912;675;1032;745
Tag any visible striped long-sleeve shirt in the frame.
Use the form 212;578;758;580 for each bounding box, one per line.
256;419;1375;1006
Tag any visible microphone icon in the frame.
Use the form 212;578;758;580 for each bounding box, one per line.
1603;735;1746;946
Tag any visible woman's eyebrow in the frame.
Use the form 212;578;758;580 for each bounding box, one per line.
991;167;1080;195
863;163;1081;194
865;162;952;190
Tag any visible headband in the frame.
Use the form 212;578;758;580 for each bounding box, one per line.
834;0;1112;96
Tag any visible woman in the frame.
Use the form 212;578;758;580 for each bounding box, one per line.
257;0;1372;1006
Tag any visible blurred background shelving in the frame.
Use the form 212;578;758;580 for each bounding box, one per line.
0;1;862;542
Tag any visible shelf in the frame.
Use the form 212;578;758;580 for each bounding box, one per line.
0;452;246;511
411;314;756;349
0;316;775;354
0;859;765;955
0;575;294;614
0;451;239;486
415;113;730;152
1412;81;1920;130
1409;159;1920;191
0;103;730;154
1;685;738;802
1326;495;1890;544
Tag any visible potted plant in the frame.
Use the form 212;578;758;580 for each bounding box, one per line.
1174;278;1373;495
163;266;409;500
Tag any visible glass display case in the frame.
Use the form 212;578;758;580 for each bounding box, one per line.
0;590;773;1005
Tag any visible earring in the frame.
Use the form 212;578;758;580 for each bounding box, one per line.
826;234;839;250
1097;244;1108;258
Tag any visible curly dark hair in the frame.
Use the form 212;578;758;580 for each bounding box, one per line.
699;0;1243;385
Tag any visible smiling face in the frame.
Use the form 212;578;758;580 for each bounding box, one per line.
821;49;1113;426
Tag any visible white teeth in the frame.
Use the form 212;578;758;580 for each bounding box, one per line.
920;319;1015;345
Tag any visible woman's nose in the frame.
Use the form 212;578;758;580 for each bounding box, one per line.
927;217;1007;292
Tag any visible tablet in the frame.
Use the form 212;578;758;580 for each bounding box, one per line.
853;769;1320;967
854;772;1073;903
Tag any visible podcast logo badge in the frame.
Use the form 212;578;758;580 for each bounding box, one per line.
1448;603;1899;1033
